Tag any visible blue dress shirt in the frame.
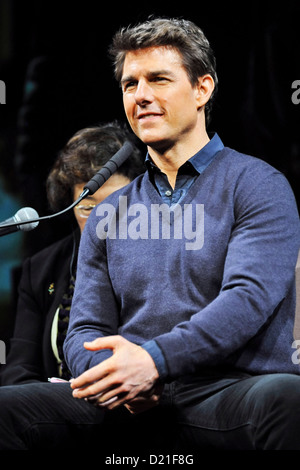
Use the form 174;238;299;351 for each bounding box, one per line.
145;133;224;206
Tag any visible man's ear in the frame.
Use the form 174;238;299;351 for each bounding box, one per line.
195;74;215;109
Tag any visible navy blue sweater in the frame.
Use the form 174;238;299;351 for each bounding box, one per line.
64;145;300;381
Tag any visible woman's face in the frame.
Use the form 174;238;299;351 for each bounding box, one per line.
73;173;131;233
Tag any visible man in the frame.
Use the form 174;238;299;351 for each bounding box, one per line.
0;17;299;451
64;18;300;450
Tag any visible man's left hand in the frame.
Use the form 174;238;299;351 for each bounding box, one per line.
70;335;160;411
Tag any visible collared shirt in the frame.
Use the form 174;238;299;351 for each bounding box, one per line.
145;133;224;206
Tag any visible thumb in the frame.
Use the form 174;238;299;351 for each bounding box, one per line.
84;335;122;351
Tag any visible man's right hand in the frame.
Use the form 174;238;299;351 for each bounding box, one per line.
124;383;164;414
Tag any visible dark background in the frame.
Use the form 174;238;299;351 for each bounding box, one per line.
0;0;299;341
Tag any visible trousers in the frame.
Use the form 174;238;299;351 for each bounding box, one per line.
1;371;300;451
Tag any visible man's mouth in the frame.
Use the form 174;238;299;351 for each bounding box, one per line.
137;112;162;120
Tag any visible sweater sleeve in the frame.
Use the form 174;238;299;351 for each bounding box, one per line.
148;170;300;380
63;212;118;377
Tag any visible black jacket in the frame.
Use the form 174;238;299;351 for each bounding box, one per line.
0;231;79;385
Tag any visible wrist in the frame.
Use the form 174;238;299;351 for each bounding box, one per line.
141;340;168;380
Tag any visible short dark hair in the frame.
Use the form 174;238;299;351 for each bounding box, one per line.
109;17;218;125
46;121;144;211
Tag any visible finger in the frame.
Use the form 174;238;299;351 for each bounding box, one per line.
86;393;119;408
91;382;127;405
84;335;123;351
87;384;133;410
72;374;114;399
99;382;155;410
96;396;119;407
70;360;111;390
101;393;129;410
97;384;161;412
85;391;123;409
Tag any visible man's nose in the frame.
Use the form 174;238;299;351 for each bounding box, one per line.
134;80;153;105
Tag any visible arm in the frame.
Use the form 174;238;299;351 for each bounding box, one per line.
149;171;300;379
63;223;120;377
64;215;162;411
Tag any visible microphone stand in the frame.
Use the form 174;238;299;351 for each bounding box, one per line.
0;188;90;233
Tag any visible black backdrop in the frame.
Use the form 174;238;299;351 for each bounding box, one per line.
0;1;299;338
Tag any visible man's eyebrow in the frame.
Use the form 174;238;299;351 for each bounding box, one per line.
121;69;176;85
148;70;176;79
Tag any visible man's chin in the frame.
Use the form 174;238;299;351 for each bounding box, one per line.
139;134;173;154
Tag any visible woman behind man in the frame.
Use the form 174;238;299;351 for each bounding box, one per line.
0;121;144;385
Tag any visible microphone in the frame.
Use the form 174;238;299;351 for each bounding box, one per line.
0;141;134;234
0;207;39;237
84;140;134;195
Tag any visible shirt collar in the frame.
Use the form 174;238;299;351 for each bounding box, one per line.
145;133;224;175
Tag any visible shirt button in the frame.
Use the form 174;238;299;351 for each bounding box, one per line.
165;190;172;197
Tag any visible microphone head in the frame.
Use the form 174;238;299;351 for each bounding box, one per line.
14;207;39;232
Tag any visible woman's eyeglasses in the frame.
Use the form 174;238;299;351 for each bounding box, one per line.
75;204;96;218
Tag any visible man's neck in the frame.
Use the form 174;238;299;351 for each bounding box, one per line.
148;130;210;189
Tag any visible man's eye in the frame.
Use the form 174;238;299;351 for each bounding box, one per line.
154;76;169;81
123;81;136;91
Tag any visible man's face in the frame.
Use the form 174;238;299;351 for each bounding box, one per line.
121;46;204;154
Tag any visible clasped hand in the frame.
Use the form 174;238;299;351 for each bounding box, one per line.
70;335;162;414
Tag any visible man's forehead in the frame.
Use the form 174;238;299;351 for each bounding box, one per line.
121;46;183;76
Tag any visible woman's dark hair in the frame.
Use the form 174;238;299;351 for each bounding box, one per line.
109;17;218;125
46;121;144;211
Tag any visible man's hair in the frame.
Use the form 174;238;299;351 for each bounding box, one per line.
109;17;218;125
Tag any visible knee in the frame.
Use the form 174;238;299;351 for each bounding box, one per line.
254;374;300;411
0;386;15;409
249;374;300;418
250;374;300;449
